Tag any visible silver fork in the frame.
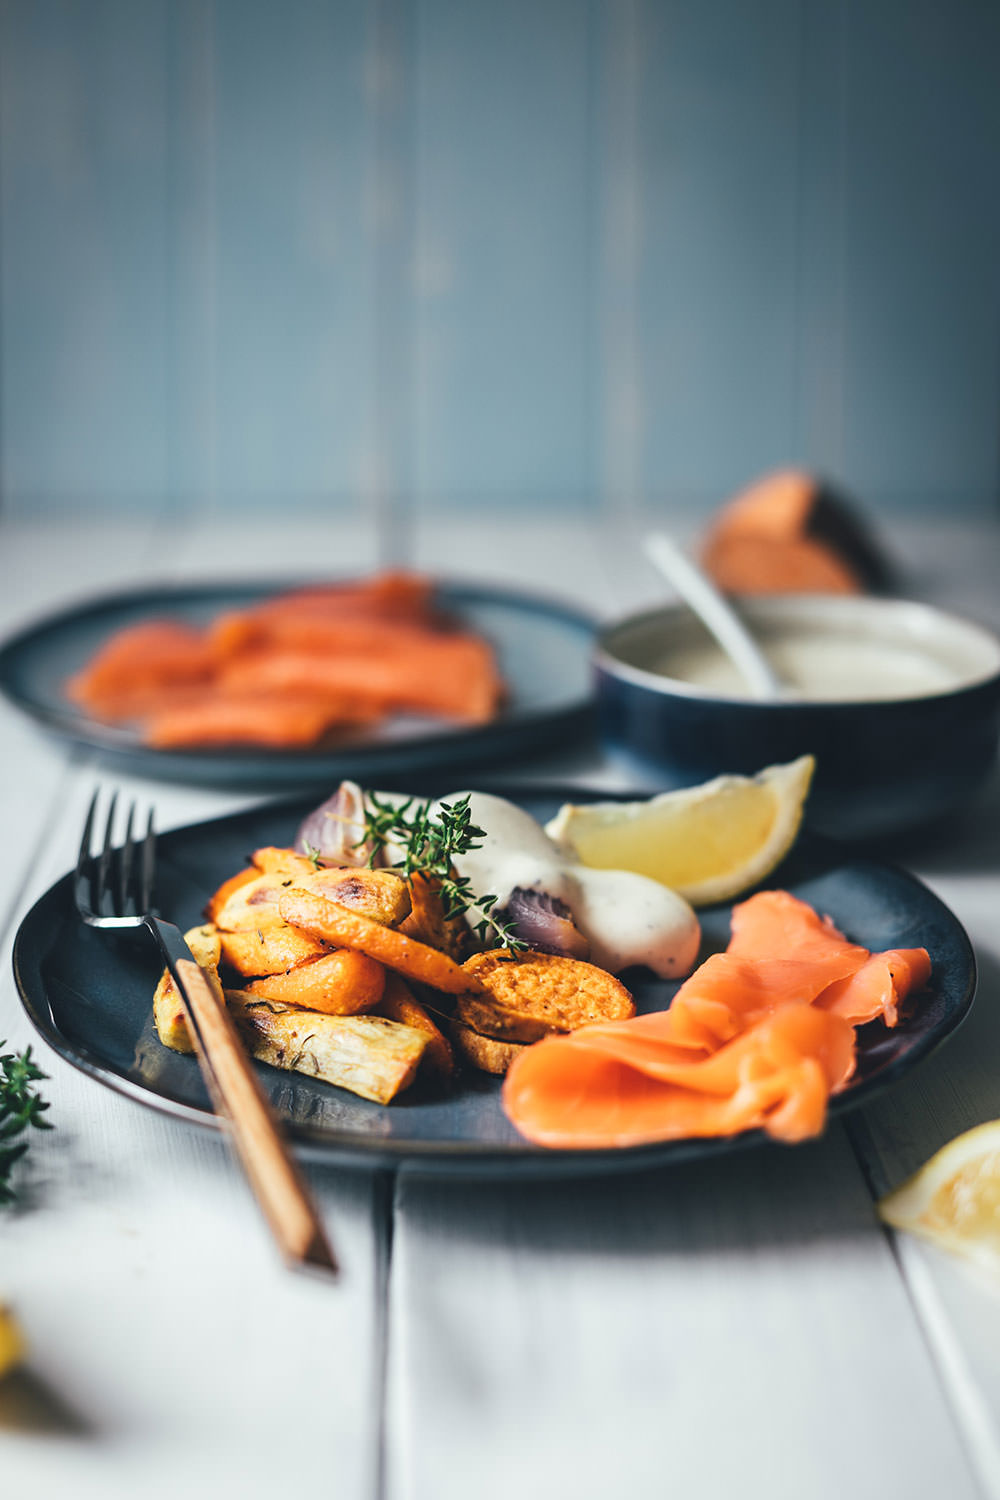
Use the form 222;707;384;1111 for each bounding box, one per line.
75;790;338;1279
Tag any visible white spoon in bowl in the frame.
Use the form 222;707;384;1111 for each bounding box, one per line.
642;532;784;700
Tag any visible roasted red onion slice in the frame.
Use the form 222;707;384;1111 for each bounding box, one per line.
294;780;374;866
501;887;590;959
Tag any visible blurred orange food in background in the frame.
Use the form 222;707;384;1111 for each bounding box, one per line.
66;570;505;749
700;470;892;596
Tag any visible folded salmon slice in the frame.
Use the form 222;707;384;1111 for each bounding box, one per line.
67;620;216;721
503;1006;856;1149
503;890;931;1149
143;690;379;748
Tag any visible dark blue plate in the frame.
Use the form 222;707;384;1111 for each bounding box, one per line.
12;783;977;1177
0;578;595;788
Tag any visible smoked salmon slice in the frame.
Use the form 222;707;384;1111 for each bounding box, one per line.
67;620;216;721
65;571;504;747
503;1006;856;1148
503;890;931;1149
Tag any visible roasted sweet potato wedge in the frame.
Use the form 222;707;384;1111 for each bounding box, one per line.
66;619;215;721
218;924;326;977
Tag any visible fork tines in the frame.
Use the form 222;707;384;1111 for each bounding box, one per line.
77;789;156;920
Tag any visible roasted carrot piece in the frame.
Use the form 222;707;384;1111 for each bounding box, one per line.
376;973;455;1084
245;948;386;1016
279;887;476;994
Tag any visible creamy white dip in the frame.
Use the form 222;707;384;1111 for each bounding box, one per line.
441;791;700;979
652;631;961;702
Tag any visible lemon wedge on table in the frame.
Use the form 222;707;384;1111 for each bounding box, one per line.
878;1122;1000;1278
0;1303;25;1378
544;755;815;907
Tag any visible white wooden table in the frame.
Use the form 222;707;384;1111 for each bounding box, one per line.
2;510;1000;1500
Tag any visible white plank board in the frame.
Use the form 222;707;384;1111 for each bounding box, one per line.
846;760;1000;1497
386;1129;978;1500
0;517;384;1498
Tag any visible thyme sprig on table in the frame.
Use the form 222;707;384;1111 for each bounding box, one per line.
0;1043;52;1205
360;793;525;951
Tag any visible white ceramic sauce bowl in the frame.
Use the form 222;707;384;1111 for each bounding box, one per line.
594;594;1000;841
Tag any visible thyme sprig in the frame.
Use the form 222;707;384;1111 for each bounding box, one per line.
360;793;525;951
0;1043;52;1205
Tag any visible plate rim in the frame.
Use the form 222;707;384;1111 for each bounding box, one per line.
0;573;598;771
11;782;978;1177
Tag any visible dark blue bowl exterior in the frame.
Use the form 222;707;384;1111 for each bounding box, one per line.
595;662;1000;840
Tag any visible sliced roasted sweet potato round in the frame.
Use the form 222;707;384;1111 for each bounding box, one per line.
458;949;635;1042
448;1020;526;1076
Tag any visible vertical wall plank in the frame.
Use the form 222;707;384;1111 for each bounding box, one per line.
165;0;218;514
841;0;1000;512
206;0;374;512
793;0;848;483
369;0;418;561
0;2;997;520
412;0;595;509
594;0;643;520
634;0;801;513
0;0;169;513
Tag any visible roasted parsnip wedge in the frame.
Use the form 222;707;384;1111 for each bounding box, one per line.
250;846;322;879
209;864;410;933
226;991;429;1104
218;924;325;978
153;922;225;1053
376;973;454;1085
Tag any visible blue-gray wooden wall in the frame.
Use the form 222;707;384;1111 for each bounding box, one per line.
2;0;998;520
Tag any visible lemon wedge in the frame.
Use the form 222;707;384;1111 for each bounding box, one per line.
0;1302;25;1378
544;755;815;906
878;1121;1000;1277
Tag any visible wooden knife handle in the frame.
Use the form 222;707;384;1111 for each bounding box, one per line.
175;958;337;1276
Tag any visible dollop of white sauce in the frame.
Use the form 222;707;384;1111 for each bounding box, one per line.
439;791;701;979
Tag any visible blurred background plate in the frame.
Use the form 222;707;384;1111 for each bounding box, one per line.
0;578;596;787
12;783;977;1178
